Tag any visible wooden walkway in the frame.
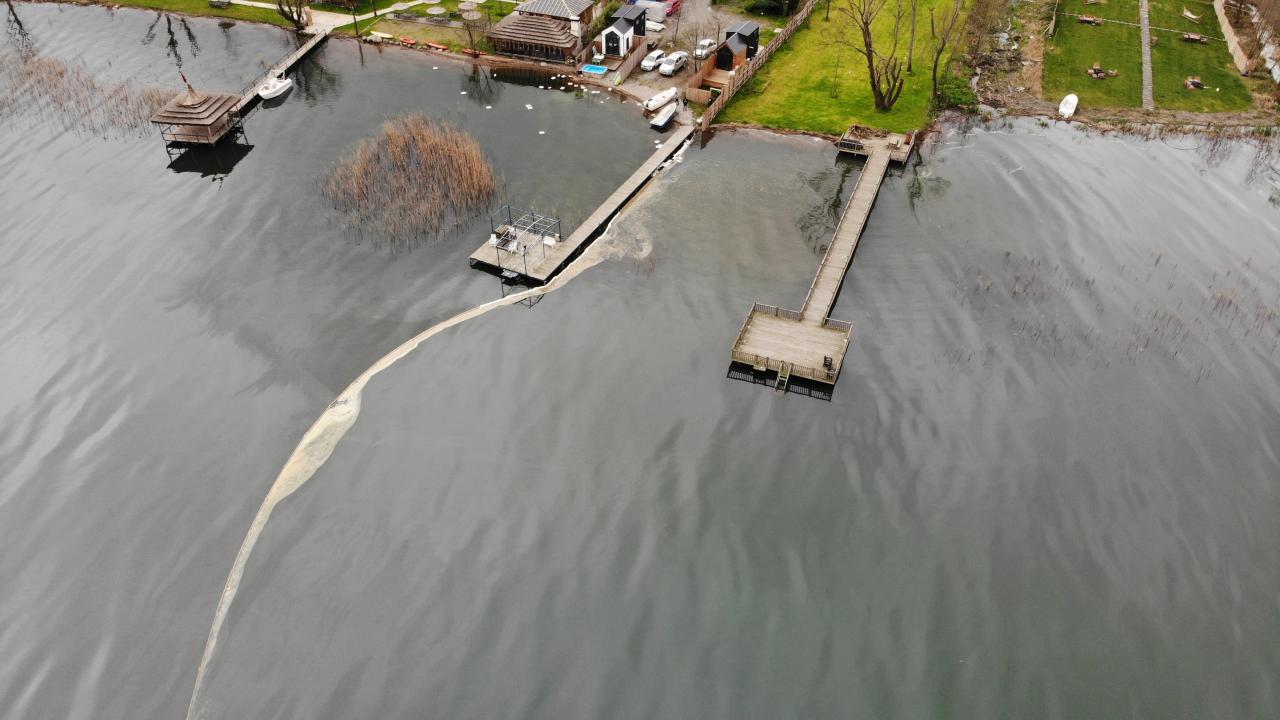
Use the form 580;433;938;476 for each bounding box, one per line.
800;148;890;325
232;28;329;113
731;139;898;387
469;125;694;283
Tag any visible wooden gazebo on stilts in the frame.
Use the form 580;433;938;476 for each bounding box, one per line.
149;80;243;158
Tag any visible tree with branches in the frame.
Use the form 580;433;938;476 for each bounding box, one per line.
836;0;908;111
927;0;962;100
276;0;309;31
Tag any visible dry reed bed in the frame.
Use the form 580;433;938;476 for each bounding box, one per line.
0;50;173;137
324;114;497;243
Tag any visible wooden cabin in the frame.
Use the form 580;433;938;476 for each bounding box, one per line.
715;21;759;71
601;4;645;57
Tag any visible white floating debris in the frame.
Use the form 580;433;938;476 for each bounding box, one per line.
525;103;533;109
460;91;467;95
433;66;439;70
485;105;492;109
538;130;546;134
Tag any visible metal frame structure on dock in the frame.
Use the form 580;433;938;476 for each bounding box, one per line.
730;132;914;392
469;125;694;284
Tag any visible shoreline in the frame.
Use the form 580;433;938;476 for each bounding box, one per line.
20;0;1272;138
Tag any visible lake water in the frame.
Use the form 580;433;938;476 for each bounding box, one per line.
3;5;1280;719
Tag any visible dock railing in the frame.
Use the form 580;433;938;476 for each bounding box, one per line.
729;348;838;384
751;302;804;321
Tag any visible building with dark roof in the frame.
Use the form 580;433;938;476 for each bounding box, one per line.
715;20;760;70
600;4;645;57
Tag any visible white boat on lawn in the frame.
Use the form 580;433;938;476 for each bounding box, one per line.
258;73;293;100
1058;93;1078;119
644;87;679;112
649;102;677;129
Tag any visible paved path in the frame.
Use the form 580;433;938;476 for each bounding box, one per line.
228;0;429;31
1139;0;1155;110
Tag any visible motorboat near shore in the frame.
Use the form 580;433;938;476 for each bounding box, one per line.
1058;93;1078;119
257;73;292;100
644;87;679;113
649;102;677;129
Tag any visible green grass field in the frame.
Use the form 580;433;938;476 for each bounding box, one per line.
1043;0;1250;112
1043;21;1144;107
719;1;961;134
112;0;296;27
1148;0;1251;110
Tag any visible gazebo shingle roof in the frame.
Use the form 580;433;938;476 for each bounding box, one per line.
487;13;579;47
514;0;592;19
149;88;240;127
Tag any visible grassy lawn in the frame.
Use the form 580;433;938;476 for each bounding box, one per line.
1043;0;1250;111
366;17;492;50
718;1;962;134
709;0;791;28
112;0;297;27
1148;0;1250;110
1044;21;1144;107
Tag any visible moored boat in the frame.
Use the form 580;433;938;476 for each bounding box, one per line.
257;74;292;100
649;102;677;129
1058;93;1078;119
644;87;679;112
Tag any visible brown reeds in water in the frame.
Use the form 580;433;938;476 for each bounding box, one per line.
0;50;173;138
324;114;497;245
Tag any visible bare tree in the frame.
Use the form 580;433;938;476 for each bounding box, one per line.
276;0;309;31
461;11;488;52
836;0;907;111
927;0;962;99
906;0;917;72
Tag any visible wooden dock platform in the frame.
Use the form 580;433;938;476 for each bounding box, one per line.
232;28;329;114
730;139;900;387
469;125;694;284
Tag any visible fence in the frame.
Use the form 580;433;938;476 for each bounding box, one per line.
1214;0;1253;74
611;41;649;85
697;0;819;132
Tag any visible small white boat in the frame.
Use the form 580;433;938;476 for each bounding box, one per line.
649;103;677;129
257;74;293;100
1058;93;1078;119
644;87;679;112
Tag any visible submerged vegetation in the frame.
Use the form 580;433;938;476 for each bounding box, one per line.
0;50;173;136
324;114;497;243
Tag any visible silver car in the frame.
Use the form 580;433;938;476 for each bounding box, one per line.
640;49;667;72
694;38;715;59
658;51;688;76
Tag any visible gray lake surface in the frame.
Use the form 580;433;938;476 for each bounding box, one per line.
3;4;1280;718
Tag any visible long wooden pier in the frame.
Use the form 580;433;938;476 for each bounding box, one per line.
730;132;911;389
232;28;330;113
469;125;695;284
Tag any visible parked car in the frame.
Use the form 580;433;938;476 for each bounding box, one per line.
645;20;666;33
640;49;667;71
658;51;688;76
664;0;681;13
693;38;716;59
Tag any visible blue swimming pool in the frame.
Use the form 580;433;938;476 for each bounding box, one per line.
581;64;609;76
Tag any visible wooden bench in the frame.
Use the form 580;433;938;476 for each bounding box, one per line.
208;0;231;8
